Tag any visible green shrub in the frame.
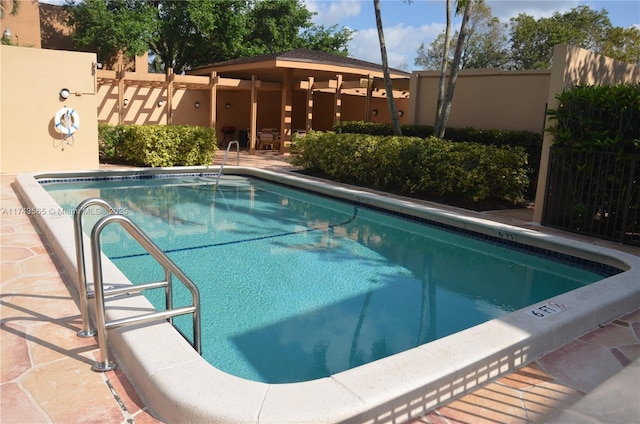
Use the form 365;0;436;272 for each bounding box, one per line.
546;83;640;154
98;123;128;163
291;132;529;206
333;121;541;199
98;124;217;167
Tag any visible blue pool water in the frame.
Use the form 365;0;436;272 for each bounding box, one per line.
43;175;613;383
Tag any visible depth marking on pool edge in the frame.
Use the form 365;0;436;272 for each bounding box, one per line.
525;301;567;319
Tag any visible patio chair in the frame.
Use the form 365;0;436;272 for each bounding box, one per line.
258;130;274;150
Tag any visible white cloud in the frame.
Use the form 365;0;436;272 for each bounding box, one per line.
305;0;363;26
349;23;445;71
485;0;578;22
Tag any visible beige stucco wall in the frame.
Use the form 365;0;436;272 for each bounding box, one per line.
98;84;169;125
0;45;99;173
533;44;640;222
408;69;551;132
0;1;41;48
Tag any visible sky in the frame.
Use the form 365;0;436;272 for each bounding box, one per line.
40;0;639;71
304;0;640;70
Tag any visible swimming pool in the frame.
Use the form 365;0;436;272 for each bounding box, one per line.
43;174;615;384
16;166;640;423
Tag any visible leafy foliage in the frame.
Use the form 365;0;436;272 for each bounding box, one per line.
543;84;640;245
65;0;154;69
66;0;353;73
333;121;541;199
546;84;640;154
291;132;529;208
416;4;639;71
99;124;217;167
508;5;637;69
415;2;508;70
601;26;640;65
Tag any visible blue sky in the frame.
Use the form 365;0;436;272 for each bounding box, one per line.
41;0;639;71
305;0;640;70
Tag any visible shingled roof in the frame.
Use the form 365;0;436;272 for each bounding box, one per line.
192;48;410;76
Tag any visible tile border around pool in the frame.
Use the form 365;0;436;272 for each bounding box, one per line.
15;166;640;424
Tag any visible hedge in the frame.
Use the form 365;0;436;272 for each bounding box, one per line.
333;121;541;198
291;132;529;205
98;124;217;167
546;83;640;154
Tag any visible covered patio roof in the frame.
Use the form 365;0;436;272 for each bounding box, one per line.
188;48;410;87
188;49;411;152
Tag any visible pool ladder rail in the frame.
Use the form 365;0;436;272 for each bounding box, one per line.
73;198;201;372
215;140;240;185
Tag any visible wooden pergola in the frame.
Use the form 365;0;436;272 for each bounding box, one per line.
98;49;410;153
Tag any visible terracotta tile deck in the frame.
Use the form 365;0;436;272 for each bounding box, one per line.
2;151;639;423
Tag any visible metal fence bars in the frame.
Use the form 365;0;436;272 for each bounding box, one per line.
542;147;639;246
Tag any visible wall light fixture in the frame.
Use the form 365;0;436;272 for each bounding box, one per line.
59;88;70;100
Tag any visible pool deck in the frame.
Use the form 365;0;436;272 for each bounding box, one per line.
2;150;639;424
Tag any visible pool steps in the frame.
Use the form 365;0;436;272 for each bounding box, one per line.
73;197;201;371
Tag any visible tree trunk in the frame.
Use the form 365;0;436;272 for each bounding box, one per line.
433;0;452;138
373;0;402;136
435;0;474;139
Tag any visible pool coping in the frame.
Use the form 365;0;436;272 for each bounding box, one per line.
15;166;640;424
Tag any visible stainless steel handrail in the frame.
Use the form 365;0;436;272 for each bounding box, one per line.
74;198;116;337
89;213;201;372
215;140;240;185
73;198;201;371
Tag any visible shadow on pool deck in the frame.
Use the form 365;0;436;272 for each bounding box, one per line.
1;151;638;423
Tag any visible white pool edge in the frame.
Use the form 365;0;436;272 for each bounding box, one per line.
15;166;640;424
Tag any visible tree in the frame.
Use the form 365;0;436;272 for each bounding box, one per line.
67;0;352;73
149;0;248;72
301;24;353;57
66;0;155;69
433;0;475;139
434;0;452;137
373;0;402;136
414;38;450;70
601;26;640;65
509;5;615;70
461;2;508;69
241;0;313;56
415;2;508;70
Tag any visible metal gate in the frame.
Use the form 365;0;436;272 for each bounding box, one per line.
542;147;640;246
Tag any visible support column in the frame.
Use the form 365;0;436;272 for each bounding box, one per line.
408;73;420;125
306;76;314;132
166;68;174;125
250;75;258;154
280;69;293;152
209;71;217;130
333;74;343;127
365;74;372;121
533;44;570;224
117;65;125;124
